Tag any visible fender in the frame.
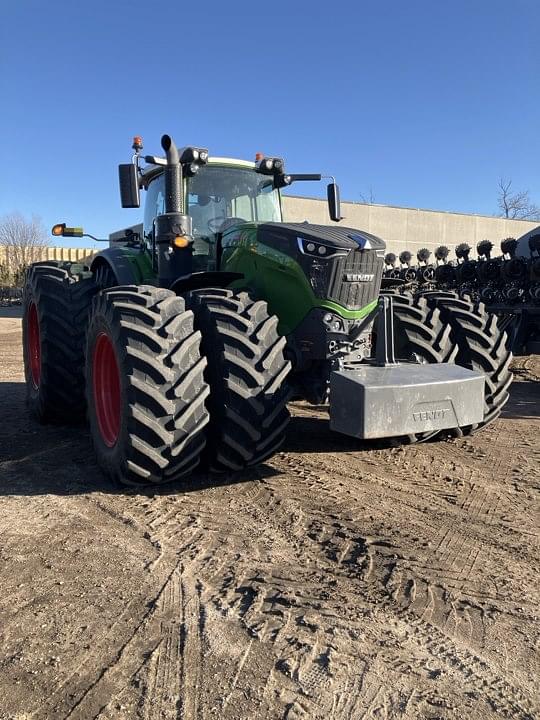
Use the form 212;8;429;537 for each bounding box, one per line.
170;271;244;295
90;247;155;286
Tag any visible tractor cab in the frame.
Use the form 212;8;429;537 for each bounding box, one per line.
121;134;341;286
142;159;283;272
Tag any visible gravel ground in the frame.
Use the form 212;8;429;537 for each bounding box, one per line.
0;312;539;720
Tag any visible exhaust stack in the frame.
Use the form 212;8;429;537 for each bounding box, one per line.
155;134;192;287
161;134;183;213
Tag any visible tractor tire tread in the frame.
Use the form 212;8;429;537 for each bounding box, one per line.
23;261;98;423
86;285;210;486
416;289;513;433
187;288;291;472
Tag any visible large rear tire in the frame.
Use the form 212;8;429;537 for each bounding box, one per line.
22;261;98;423
187;289;291;472
417;290;513;433
85;286;210;486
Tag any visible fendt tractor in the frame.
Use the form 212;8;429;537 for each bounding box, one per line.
23;135;513;486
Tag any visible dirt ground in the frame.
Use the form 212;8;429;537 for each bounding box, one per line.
0;310;539;720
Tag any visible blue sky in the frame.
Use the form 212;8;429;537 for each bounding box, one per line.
0;0;538;248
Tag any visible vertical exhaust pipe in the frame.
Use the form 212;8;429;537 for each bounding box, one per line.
155;134;192;287
161;134;184;213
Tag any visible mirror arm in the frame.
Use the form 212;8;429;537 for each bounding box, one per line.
82;233;109;242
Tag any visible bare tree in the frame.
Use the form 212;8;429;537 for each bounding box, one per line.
497;179;540;220
0;212;50;281
359;186;376;204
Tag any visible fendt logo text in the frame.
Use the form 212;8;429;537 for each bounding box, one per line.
344;273;375;282
412;409;447;422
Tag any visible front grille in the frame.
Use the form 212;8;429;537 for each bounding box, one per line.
256;222;386;311
326;249;383;310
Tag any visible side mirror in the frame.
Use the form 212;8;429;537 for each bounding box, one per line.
118;163;140;208
327;182;342;222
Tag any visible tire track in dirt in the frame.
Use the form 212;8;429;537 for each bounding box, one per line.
178;574;203;720
96;507;218;720
263;449;539;718
33;404;538;720
140;567;183;720
403;617;536;720
243;480;516;716
62;566;180;720
2;316;538;720
77;480;278;719
22;485;210;720
31;555;179;718
179;480;383;717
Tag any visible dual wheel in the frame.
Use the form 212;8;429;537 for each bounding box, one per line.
23;263;290;486
380;289;513;440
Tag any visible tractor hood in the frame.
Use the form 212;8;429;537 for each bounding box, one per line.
251;222;386;312
255;222;386;256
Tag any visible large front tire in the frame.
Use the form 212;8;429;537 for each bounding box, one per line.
187;289;291;472
417;290;513;433
85;286;210;486
23;261;98;423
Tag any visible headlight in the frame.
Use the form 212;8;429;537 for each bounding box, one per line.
256;156;285;175
297;237;348;259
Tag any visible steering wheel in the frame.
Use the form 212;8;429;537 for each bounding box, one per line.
207;216;247;233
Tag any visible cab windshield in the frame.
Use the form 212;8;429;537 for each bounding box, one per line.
187;165;282;239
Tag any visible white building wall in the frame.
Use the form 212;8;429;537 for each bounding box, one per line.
282;196;539;259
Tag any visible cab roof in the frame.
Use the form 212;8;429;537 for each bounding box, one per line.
140;156;256;186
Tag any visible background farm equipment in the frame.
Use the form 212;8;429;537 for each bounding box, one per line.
383;232;540;354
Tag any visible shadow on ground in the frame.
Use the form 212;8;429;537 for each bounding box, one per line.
501;380;540;419
0;305;23;319
0;381;278;498
1;373;537;498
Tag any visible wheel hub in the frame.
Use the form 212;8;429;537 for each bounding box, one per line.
92;332;121;447
27;301;41;389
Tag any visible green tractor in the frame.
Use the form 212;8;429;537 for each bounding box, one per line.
22;134;512;486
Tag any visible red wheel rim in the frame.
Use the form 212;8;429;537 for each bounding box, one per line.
92;332;121;447
27;302;41;389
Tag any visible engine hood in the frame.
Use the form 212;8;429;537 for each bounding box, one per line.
256;222;386;255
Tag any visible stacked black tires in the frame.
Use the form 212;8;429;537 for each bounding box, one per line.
22;264;291;486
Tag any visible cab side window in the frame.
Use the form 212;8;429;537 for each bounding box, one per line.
233;193;252;219
143;174;165;244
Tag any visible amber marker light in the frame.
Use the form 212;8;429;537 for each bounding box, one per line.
52;225;84;238
51;223;66;236
172;235;190;248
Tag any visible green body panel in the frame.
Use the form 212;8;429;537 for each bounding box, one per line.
123;248;156;283
220;224;376;336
